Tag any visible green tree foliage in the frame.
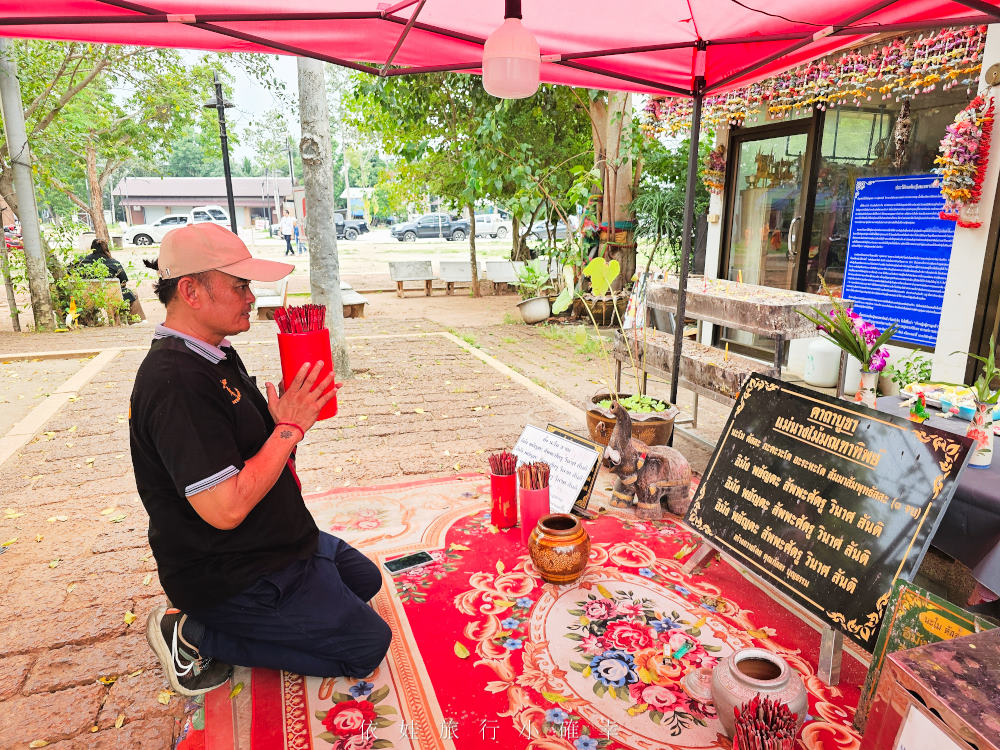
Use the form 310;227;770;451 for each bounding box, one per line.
347;73;592;261
632;135;713;273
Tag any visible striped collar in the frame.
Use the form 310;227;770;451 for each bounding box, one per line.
153;324;231;364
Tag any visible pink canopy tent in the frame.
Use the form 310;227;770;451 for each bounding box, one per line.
3;0;999;400
0;1;997;97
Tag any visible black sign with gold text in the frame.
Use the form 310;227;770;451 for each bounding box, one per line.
684;375;972;650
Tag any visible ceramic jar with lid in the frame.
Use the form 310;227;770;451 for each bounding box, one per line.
710;648;807;737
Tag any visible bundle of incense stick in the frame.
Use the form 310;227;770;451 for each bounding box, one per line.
489;451;517;476
274;304;327;334
517;461;550;490
732;696;797;750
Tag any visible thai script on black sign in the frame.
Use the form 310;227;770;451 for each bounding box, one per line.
685;375;971;650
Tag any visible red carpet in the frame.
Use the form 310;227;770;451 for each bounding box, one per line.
249;480;866;750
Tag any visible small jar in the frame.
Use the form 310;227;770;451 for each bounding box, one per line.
528;513;590;584
710;648;807;738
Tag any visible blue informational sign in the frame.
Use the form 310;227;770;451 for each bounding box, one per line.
842;175;956;347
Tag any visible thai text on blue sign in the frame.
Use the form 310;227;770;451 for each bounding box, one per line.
842;175;955;347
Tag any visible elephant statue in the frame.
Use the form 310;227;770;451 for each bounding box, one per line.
603;402;693;520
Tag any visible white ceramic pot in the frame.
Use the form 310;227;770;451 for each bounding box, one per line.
517;296;551;324
803;337;841;387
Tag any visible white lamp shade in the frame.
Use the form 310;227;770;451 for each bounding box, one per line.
482;17;540;99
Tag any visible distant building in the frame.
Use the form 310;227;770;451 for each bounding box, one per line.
340;186;372;219
112;176;293;227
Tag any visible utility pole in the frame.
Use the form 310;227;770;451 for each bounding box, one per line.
0;37;54;330
203;71;238;234
286;137;296;185
297;57;350;378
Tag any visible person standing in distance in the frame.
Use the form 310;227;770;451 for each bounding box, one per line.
280;209;296;256
131;222;391;696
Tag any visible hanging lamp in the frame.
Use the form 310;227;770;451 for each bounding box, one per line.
482;0;540;99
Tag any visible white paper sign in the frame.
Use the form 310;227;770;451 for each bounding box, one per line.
512;425;601;514
894;705;964;750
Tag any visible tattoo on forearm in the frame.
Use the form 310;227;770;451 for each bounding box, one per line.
280;429;294;440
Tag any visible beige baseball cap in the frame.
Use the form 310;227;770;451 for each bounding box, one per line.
158;223;293;282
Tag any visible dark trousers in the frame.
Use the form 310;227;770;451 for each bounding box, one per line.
283;234;293;255
187;532;392;678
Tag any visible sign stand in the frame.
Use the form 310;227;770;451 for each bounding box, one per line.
680;542;718;576
818;626;844;687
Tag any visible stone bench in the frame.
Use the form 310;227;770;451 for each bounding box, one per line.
438;260;487;295
340;280;367;318
483;260;526;294
251;278;289;320
613;328;779;405
388;260;437;297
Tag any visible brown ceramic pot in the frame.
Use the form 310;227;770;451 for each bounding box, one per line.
710;648;807;738
528;514;590;584
585;392;678;447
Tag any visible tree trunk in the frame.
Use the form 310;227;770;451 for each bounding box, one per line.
0;241;21;331
0;37;54;330
591;92;636;289
85;142;111;245
297;57;351;379
467;205;480;297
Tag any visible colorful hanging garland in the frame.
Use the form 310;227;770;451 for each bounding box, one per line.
934;94;995;228
701;144;726;194
643;25;986;137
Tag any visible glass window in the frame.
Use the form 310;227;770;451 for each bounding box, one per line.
805;91;966;295
208;209;227;220
192;211;210;221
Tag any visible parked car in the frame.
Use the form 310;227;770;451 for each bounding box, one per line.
475;213;512;239
4;226;23;250
122;214;189;246
187;205;231;228
391;213;470;242
530;219;570;242
334;213;370;241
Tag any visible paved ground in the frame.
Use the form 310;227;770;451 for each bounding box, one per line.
2;256;987;748
0;283;731;749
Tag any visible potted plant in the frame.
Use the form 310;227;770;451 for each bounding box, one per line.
515;264;552;324
882;351;932;396
797;285;898;408
552;256;678;446
935;336;999;469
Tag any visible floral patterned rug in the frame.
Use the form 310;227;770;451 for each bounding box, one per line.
250;480;866;750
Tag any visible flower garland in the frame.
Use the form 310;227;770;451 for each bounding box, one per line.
934;94;995;228
643;25;986;137
701;144;726;195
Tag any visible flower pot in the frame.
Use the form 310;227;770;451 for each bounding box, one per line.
878;374;899;396
518;485;551;548
573;295;627;326
966;400;995;469
528;513;591;584
710;648;807;738
517;295;550;324
854;370;878;409
585;392;678;447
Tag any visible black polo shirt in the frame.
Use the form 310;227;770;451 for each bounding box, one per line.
129;328;318;612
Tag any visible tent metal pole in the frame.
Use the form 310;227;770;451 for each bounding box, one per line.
706;0;900;94
950;0;1000;21
380;0;426;75
670;79;704;408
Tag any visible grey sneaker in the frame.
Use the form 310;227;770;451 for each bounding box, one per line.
146;604;232;697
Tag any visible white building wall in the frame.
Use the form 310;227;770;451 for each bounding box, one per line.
932;23;1000;382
